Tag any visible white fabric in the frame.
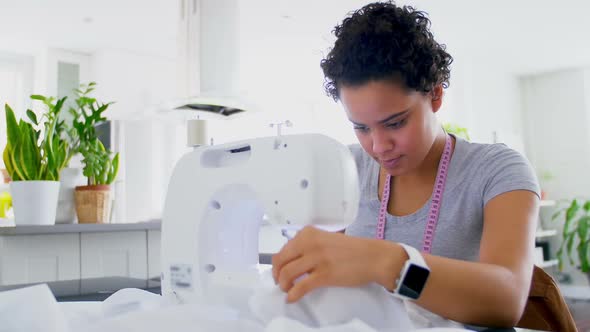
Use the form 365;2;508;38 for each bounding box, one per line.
101;288;163;317
264;317;381;332
59;302;104;331
404;301;464;330
0;284;68;332
82;302;263;332
249;270;413;331
0;281;473;332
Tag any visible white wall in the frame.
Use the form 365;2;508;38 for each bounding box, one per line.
0;53;34;169
90;49;179;223
196;0;360;145
521;68;590;285
521;69;590;199
0;42;87;169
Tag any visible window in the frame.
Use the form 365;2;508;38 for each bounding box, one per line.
0;54;33;168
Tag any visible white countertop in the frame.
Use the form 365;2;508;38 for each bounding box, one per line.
559;284;590;300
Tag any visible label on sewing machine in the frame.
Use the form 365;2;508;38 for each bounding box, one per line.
170;264;193;290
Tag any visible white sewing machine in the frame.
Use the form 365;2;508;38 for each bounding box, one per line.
160;134;359;308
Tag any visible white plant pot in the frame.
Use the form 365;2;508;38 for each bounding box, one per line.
56;168;86;224
10;181;60;225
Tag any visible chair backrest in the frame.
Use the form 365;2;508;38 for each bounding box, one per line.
516;265;578;332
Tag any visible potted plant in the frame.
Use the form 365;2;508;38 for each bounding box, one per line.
69;83;119;223
2;97;69;225
552;198;590;284
30;94;86;224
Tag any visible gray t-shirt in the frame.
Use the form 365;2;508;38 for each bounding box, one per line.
345;135;540;262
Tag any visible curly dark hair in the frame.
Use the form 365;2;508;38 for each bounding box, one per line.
320;1;453;100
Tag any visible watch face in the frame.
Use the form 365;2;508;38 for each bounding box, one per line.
398;264;430;299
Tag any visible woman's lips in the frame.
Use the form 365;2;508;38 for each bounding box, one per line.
381;156;403;168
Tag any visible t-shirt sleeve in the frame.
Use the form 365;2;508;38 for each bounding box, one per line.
481;144;541;205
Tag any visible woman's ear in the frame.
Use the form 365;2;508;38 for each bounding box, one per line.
431;85;443;113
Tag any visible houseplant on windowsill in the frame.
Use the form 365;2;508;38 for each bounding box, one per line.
552;198;590;284
69;82;119;223
2;97;69;225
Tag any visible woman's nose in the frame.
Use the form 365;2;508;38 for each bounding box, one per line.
371;129;394;155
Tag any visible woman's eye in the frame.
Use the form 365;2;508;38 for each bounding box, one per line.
387;118;407;129
354;126;369;133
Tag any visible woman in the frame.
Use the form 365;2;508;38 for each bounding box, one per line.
271;1;540;327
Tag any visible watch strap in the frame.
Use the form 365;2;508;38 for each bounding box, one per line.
399;243;427;268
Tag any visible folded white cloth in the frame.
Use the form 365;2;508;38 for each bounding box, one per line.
404;301;464;330
248;270;414;331
83;302;263;332
0;276;469;332
265;316;381;332
102;288;164;318
0;284;68;332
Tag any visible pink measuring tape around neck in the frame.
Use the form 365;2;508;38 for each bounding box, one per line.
375;134;453;254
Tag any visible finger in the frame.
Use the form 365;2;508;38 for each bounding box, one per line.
277;254;317;292
272;237;302;282
286;272;326;303
272;226;320;282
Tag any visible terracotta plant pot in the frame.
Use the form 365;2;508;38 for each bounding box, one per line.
74;185;112;223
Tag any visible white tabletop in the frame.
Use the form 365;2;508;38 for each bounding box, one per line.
559;284;590;300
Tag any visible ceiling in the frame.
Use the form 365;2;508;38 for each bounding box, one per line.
0;0;178;58
0;0;589;76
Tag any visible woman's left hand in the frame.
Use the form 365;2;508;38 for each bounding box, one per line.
272;225;398;303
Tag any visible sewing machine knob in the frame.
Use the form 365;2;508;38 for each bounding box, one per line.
210;200;221;210
300;179;309;189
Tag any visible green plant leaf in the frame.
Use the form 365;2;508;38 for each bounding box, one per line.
3;143;14;179
67;82;116;185
556;245;564;271
584;201;590;213
26;109;38;126
5;104;20;148
30;94;45;101
578;216;590;242
4;95;73;181
106;153;119;185
18;124;40;180
566;231;576;265
578;240;590;272
7;145;24;181
563;200;580;237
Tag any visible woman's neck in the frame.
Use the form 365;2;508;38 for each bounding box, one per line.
395;130;449;187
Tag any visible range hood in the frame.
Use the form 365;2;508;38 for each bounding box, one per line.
172;0;251;118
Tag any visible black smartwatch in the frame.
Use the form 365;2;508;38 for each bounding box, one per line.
392;243;430;300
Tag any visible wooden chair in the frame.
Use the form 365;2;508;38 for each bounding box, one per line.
516;265;578;332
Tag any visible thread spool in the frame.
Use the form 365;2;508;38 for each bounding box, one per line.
187;119;207;147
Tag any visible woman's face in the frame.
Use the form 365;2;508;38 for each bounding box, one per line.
340;80;442;176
